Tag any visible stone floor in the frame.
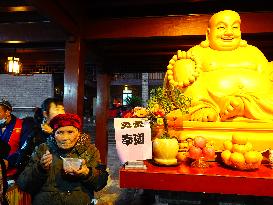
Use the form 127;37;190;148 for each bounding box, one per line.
94;144;151;205
84;120;273;205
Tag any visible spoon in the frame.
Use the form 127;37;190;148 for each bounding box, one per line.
59;156;65;160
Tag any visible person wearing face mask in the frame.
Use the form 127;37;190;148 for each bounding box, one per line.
0;100;33;179
15;97;65;175
17;113;108;205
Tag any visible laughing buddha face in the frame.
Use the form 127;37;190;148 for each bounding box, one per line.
207;10;242;51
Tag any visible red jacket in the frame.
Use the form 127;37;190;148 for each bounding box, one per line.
7;118;23;177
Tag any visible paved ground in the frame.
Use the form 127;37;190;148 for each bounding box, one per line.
94;144;156;205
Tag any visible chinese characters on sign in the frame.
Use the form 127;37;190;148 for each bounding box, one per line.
114;118;152;164
121;133;144;146
120;120;145;146
120;120;145;129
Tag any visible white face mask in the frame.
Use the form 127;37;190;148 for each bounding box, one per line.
0;118;6;125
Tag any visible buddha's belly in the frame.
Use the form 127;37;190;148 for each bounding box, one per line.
202;68;273;95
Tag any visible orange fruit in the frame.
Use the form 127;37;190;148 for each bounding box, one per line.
232;134;248;145
232;144;247;154
245;142;253;152
221;150;231;163
230;152;245;165
244;151;262;164
223;140;233;151
176;151;189;162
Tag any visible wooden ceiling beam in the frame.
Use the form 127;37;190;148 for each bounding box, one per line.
0;51;64;63
84;12;273;39
0;22;67;42
29;0;79;35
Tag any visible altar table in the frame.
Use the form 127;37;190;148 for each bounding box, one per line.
120;161;273;197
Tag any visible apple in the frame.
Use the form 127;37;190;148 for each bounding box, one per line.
194;136;207;149
189;146;202;159
202;147;215;160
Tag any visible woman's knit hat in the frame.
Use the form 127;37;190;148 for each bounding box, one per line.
49;113;82;132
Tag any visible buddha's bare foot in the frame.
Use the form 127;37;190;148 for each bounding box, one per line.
220;96;244;121
190;107;218;122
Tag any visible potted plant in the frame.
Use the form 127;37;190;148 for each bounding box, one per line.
146;86;191;165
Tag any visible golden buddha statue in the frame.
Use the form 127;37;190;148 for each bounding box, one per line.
165;10;273;122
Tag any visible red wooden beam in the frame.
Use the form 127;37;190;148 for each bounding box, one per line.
29;0;79;35
0;22;67;42
84;12;273;39
95;69;111;165
63;38;85;117
1;12;272;42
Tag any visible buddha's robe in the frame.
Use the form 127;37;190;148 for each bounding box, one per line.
172;44;273;122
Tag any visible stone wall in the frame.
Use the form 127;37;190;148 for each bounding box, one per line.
0;74;53;118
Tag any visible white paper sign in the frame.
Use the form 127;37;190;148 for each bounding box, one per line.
114;118;152;164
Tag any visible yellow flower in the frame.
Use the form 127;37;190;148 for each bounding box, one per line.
157;118;164;125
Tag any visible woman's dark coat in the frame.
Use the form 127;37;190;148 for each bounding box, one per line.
17;134;108;205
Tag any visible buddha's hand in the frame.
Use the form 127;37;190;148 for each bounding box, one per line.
220;96;244;121
65;159;90;177
40;150;53;170
166;50;200;89
190;107;219;122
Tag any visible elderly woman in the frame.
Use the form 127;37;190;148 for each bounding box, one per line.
17;113;108;205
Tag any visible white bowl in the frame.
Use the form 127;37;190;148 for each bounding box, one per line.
62;158;83;171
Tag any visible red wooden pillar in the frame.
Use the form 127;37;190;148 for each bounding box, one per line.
95;68;111;165
63;37;85;119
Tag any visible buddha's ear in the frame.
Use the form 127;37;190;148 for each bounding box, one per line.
206;28;210;39
200;28;210;48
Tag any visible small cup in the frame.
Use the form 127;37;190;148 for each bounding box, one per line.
62;158;83;171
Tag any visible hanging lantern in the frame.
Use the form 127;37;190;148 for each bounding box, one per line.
5;56;22;75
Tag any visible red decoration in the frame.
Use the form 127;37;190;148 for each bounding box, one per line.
120;160;273;197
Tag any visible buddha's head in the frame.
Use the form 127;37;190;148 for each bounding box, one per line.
207;10;242;51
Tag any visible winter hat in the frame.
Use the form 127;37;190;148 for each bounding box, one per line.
49;113;82;132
